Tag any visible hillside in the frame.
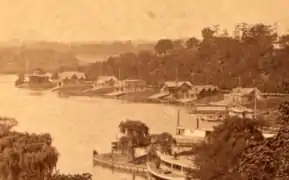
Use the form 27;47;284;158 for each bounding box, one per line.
0;41;154;73
83;23;289;93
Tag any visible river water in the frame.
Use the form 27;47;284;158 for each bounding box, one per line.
0;75;212;180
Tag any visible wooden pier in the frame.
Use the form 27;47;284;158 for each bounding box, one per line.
92;153;148;176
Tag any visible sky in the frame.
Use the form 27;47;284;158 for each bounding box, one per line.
0;0;288;42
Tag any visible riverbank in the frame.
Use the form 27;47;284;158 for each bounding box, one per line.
0;75;200;180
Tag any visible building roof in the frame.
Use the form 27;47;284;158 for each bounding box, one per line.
97;76;118;82
190;85;218;94
28;72;52;78
114;79;145;87
229;106;254;113
124;79;145;84
193;105;228;114
163;81;193;88
148;92;170;100
229;87;263;100
95;76;118;84
232;87;261;95
59;71;86;80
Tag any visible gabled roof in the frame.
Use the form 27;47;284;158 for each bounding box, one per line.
163;81;193;88
189;85;218;94
59;71;86;80
96;76;118;84
232;87;261;95
97;76;118;82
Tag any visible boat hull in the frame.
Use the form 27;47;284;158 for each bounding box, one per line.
146;163;187;180
15;82;56;90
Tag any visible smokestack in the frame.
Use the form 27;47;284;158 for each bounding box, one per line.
177;109;180;127
196;117;200;129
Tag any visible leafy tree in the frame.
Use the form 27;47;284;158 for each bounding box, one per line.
150;132;176;155
238;101;289;179
190;101;289;180
118;119;149;147
201;27;215;41
47;172;92;180
190;116;265;180
186;37;200;49
154;39;174;55
84;23;289;93
0;117;91;180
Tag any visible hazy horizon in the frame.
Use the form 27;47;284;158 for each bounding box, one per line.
0;0;289;42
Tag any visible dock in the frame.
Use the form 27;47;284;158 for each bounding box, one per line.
92;153;148;176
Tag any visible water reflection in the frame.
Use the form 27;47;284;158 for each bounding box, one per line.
0;75;212;180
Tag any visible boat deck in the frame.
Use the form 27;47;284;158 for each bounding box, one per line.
147;162;186;180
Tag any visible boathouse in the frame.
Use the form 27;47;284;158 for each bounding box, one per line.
224;87;263;105
27;69;52;84
93;76;119;89
161;81;193;99
57;71;86;87
114;79;146;93
228;106;254;119
191;103;228;122
149;81;194;103
190;85;219;99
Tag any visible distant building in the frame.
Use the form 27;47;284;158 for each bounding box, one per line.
149;82;218;104
224;87;263;105
57;71;86;87
114;79;146;93
191;103;255;121
190;85;219;99
27;69;52;84
161;81;193;99
93;76;118;89
191;104;228;122
228;106;254;119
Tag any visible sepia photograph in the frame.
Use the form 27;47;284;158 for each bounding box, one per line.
0;0;289;180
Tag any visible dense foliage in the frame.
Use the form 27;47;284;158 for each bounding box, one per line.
150;132;176;155
191;101;289;180
83;23;289;92
191;116;265;180
118;119;150;147
0;117;92;180
47;172;92;180
238;101;289;179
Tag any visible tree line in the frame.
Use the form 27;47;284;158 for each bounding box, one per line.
82;23;289;93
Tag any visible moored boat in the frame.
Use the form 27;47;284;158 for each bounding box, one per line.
146;148;196;180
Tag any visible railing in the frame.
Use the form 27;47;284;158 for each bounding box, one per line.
92;155;147;175
146;162;186;180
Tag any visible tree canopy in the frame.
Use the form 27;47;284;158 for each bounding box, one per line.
191;101;289;180
118;119;149;147
83;23;289;93
0;117;92;180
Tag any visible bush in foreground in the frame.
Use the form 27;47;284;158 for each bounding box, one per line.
0;117;92;180
191;101;289;180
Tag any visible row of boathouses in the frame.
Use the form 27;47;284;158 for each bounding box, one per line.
16;69;289;121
